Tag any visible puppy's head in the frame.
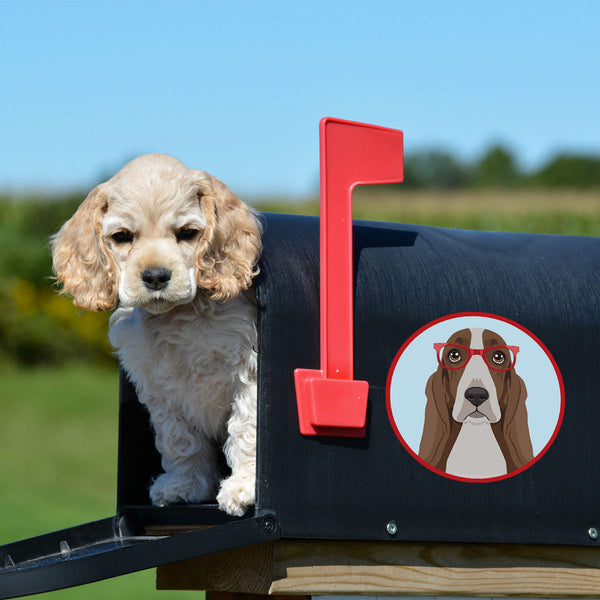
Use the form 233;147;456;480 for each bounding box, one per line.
51;154;261;313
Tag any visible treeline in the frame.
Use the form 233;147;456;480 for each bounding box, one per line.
402;146;600;190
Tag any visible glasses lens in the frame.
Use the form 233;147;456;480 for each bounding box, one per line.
484;347;514;370
440;345;467;368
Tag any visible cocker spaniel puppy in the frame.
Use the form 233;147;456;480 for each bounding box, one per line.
51;154;262;516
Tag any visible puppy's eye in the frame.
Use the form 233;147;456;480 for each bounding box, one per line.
176;227;200;242
447;349;462;363
111;230;134;244
492;351;506;365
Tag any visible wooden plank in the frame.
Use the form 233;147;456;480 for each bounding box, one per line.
158;539;600;597
157;543;274;593
207;593;309;600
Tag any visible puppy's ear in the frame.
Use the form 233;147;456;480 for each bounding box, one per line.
51;186;118;311
419;368;458;471
497;373;534;469
194;174;262;302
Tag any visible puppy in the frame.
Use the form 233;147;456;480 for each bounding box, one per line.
51;154;262;516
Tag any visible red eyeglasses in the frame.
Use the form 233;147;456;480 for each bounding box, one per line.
434;343;519;372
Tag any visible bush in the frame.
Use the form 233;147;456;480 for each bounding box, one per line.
0;278;114;367
471;145;521;188
403;150;470;189
528;155;600;188
0;193;114;367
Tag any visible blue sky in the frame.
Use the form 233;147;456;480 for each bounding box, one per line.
2;0;599;197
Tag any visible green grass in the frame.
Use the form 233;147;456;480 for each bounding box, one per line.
0;365;202;599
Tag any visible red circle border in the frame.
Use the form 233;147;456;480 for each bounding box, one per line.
385;312;566;484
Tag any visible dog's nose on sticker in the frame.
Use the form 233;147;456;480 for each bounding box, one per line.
465;386;489;407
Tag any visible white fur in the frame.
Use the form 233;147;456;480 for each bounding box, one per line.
109;293;257;514
448;327;506;477
446;418;507;478
453;328;502;423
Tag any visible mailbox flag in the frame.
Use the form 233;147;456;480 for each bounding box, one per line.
295;117;404;437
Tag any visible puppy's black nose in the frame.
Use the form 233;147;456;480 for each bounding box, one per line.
465;386;489;407
141;268;171;290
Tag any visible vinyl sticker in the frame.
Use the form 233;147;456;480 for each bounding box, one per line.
386;313;564;482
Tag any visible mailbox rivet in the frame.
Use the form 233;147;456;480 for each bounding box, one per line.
386;521;398;536
589;527;598;540
262;516;277;533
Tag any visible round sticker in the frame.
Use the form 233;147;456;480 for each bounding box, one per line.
386;313;564;482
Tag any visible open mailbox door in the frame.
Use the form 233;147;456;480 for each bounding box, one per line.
0;512;279;599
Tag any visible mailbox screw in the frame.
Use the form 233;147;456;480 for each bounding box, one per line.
589;527;598;540
262;516;277;533
386;521;398;536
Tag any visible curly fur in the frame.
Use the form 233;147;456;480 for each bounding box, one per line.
51;154;262;516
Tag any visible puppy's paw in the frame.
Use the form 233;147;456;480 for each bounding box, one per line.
150;472;214;506
217;474;255;516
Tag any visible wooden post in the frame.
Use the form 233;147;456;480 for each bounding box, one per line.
157;539;600;597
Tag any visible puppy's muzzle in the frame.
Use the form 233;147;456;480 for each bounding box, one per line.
141;267;172;291
465;386;489;408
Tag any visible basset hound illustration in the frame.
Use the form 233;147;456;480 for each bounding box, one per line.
418;327;534;478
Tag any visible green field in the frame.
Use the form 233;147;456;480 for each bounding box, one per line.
1;188;599;597
0;366;201;600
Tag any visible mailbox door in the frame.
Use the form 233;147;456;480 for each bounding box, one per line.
0;512;279;599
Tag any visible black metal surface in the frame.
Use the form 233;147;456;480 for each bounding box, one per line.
116;371;232;511
0;513;279;599
117;373;163;507
121;504;249;529
255;212;600;546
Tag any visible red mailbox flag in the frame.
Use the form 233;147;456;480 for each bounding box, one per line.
294;117;404;436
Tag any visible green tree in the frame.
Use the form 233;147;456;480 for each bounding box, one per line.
471;145;521;188
403;150;469;189
530;154;600;188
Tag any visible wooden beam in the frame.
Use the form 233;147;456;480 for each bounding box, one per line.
157;539;600;597
206;593;309;600
157;543;274;594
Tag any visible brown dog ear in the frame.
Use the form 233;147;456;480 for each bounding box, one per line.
51;186;119;311
494;373;534;470
194;173;262;302
419;368;458;471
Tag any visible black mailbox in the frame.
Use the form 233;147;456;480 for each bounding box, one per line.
1;119;600;598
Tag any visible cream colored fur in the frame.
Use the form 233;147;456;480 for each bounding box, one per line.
51;154;262;516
